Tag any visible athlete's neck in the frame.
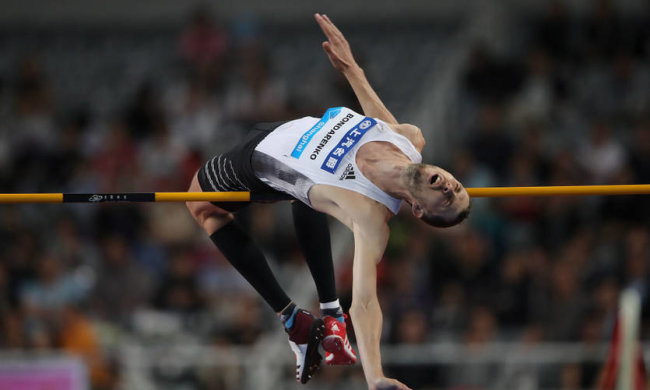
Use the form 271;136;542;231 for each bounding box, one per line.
356;142;413;200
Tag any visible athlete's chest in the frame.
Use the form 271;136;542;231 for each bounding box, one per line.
355;141;408;180
308;183;391;230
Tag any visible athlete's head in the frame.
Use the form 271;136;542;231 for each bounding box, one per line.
405;164;471;228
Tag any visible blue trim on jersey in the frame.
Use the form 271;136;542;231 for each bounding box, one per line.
320;117;377;173
290;107;342;159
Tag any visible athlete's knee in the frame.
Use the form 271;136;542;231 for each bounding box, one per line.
185;170;203;218
185;200;200;220
201;213;234;235
188;202;233;234
185;167;233;234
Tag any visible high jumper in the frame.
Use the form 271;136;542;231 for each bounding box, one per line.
185;13;468;390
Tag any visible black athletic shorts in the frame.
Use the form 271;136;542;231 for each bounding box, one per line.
197;121;292;212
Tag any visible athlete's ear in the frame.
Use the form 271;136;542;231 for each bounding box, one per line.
411;202;424;219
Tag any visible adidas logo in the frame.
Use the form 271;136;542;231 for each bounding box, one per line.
339;164;356;180
331;324;339;332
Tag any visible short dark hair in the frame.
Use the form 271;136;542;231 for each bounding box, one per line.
420;203;471;228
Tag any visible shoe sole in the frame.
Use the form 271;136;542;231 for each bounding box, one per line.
322;335;356;365
300;318;325;384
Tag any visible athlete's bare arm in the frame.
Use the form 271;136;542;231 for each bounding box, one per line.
350;217;412;390
309;185;411;390
315;13;397;124
315;13;425;153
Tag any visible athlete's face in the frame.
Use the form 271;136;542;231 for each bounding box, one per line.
406;164;470;223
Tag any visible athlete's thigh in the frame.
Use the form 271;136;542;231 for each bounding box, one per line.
186;171;232;219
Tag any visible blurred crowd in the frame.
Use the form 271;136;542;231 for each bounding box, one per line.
0;1;649;389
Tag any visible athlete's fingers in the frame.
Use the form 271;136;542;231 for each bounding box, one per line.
322;42;339;62
322;14;344;37
321;14;339;37
317;13;353;71
322;41;332;54
317;13;345;45
323;41;342;59
315;13;336;39
317;12;332;26
314;14;328;34
323;14;336;28
315;14;328;33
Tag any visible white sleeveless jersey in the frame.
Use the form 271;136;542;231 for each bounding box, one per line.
252;107;422;214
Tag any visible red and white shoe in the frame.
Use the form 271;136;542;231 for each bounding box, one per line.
322;314;357;365
286;309;325;384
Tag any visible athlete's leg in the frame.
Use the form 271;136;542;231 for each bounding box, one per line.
291;201;357;365
187;171;325;381
291;201;339;306
187;171;291;312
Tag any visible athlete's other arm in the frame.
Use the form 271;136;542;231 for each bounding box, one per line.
350;211;412;390
315;13;397;125
310;186;411;390
315;14;425;152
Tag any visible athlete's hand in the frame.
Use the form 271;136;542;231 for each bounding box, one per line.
315;13;360;75
371;377;413;390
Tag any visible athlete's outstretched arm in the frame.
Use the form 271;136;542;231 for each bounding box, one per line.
315;13;398;125
350;217;412;390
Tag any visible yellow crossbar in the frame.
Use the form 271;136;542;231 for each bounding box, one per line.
155;192;251;202
0;185;648;203
465;184;650;198
0;193;64;203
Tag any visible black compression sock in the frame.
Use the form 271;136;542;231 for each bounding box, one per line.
210;221;291;312
292;201;338;303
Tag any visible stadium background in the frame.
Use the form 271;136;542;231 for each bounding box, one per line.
0;0;649;389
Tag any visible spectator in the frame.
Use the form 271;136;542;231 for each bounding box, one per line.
224;45;290;124
91;119;139;192
467;104;514;179
124;82;167;142
583;0;621;61
544;261;586;340
495;249;533;327
628;119;650;182
59;305;115;389
138;121;188;190
11;56;54;150
464;44;524;103
153;249;205;314
179;7;229;77
510;49;554;124
446;306;499;388
388;310;437;389
20;253;87;316
533;1;571;60
577;121;626;183
216;296;264;345
166;76;226;155
91;235;153;324
0;262;9;319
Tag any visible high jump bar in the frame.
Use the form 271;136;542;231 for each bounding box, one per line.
0;184;649;203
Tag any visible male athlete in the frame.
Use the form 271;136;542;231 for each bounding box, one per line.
186;14;470;390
